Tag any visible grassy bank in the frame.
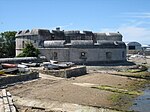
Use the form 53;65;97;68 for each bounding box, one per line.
92;85;142;95
91;76;150;111
111;71;150;79
110;79;149;110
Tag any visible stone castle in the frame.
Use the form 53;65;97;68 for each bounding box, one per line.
15;28;126;64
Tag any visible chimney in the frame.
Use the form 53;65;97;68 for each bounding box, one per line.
56;27;60;31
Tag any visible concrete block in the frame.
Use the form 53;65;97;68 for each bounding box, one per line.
3;97;8;104
3;104;10;112
40;66;87;78
10;106;16;112
0;97;4;112
6;92;11;97
7;97;13;105
2;89;7;97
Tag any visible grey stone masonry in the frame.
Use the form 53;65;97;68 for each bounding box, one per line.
38;66;87;78
0;89;16;112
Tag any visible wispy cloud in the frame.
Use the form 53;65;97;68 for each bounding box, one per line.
58;23;73;29
122;12;150;19
101;12;150;44
49;23;73;30
118;26;150;43
100;26;150;44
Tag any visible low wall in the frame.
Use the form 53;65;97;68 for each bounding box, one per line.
39;66;87;78
0;72;39;87
128;50;150;56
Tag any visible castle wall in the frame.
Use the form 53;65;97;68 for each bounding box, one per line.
15;28;126;64
39;48;126;64
39;48;70;61
16;35;45;56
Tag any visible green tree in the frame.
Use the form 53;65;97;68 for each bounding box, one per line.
0;31;17;58
17;42;40;57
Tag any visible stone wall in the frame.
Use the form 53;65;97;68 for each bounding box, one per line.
16;35;41;56
128;50;150;56
0;72;39;87
39;48;126;64
39;66;87;78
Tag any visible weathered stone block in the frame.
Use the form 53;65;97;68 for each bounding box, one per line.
39;66;87;78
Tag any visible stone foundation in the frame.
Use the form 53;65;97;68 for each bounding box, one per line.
39;66;87;78
0;72;39;87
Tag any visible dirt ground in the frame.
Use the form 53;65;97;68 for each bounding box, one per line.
4;56;150;112
6;72;135;111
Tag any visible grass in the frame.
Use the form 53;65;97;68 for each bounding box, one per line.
91;80;150;111
127;69;142;73
109;93;135;111
91;85;142;95
91;84;141;111
111;71;150;80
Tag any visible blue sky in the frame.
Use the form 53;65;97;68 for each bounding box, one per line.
0;0;150;44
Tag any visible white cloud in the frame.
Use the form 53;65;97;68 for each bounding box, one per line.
122;12;150;19
49;23;73;30
100;26;150;44
100;12;150;44
58;23;73;29
118;26;150;43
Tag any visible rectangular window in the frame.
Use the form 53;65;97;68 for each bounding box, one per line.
129;46;135;50
122;51;125;58
53;52;58;60
106;52;112;59
22;41;25;48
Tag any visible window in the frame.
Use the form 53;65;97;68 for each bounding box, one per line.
22;41;25;48
129;46;135;50
106;52;112;59
53;52;58;60
51;35;55;40
18;31;22;34
81;52;86;56
80;52;87;59
122;51;125;58
25;30;30;33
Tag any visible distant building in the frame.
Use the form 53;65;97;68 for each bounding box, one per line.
126;42;142;51
125;41;142;54
15;28;126;64
142;44;150;50
142;45;150;55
